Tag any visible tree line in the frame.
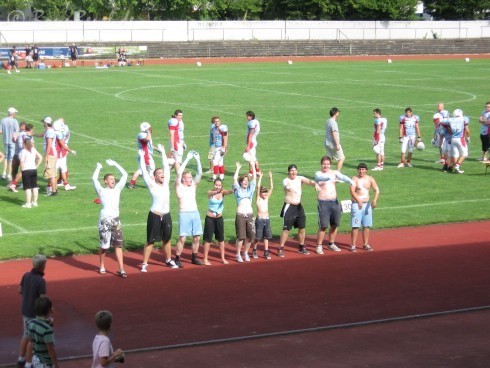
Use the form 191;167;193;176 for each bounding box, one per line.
1;0;489;21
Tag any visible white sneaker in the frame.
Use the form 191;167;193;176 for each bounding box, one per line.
243;252;250;262
406;163;413;168
236;255;243;263
372;166;383;171
455;167;464;174
141;263;148;273
350;245;357;253
1;173;5;179
7;175;11;181
7;70;11;74
64;184;77;190
16;70;20;73
363;245;373;251
327;244;341;252
316;245;324;255
32;202;38;207
397;163;405;168
22;203;32;208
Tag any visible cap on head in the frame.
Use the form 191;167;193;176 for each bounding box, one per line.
140;122;151;132
329;107;340;117
357;162;368;170
42;116;53;125
453;109;463;117
8;107;18;114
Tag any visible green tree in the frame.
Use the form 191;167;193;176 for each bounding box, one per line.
424;0;490;20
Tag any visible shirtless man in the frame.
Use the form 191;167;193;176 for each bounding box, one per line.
349;162;380;252
314;156;355;254
278;164;319;257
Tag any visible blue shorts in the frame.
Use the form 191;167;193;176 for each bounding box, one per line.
350;202;373;228
4;142;15;160
179;211;203;237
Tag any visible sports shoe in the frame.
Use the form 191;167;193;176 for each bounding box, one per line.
350;245;357;253
31;202;38;207
243;252;250;262
406;162;413;168
252;249;258;259
397;163;405;168
316;245;324;254
236;254;243;263
455;166;464;174
22;203;32;208
1;173;5;179
8;184;18;192
437;159;446;164
372;166;383;171
192;258;203;265
264;250;271;260
141;263;148;272
166;260;178;269
64;184;77;190
48;191;58;196
278;248;285;258
7;174;11;181
174;258;183;268
298;245;310;255
327;243;341;252
16;359;26;368
478;157;486;161
127;183;134;189
16;70;20;73
7;70;11;74
363;245;373;251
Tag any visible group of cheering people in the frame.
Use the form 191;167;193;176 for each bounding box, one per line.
92;109;380;278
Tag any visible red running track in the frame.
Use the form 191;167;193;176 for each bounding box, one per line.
1;221;490;367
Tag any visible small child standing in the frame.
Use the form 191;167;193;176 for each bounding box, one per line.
252;170;274;259
28;296;59;368
92;310;124;368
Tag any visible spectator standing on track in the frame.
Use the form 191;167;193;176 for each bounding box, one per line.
91;310;124;368
244;110;261;175
251;170;274;260
278;164;319;257
233;161;257;262
28;297;59;368
17;254;47;368
1;107;20;181
398;107;422;168
92;159;128;277
350;162;380;252
168;110;185;172
314;156;354;254
68;43;78;67
20;139;42;208
325;107;345;171
128;122;154;189
116;47;127;66
208;116;228;181
174;150;204;267
202;178;234;265
31;45;40;68
372;108;387;171
139;145;178;272
24;44;33;69
478;101;490;161
7;46;20;74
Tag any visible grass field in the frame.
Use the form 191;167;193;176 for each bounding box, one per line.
0;58;488;260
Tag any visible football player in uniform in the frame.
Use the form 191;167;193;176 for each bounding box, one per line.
372;108;387;171
209;116;228;181
398;107;422;168
168;109;185;171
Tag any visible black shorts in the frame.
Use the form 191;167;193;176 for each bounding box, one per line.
146;212;172;244
33;55;39;62
22;169;38;190
280;203;306;231
317;199;341;229
481;134;490;152
255;217;272;240
203;216;225;242
70;54;77;61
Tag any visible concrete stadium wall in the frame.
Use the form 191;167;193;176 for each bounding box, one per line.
1;20;490;44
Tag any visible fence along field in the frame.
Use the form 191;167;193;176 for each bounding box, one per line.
0;58;488;260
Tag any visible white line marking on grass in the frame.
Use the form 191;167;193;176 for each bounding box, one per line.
0;216;28;233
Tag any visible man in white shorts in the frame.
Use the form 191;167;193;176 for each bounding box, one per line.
442;109;470;174
398;107;422;168
372;108;387;171
209;116;228;181
174;150;203;267
245;110;261;175
53;119;77;190
325;107;345;171
168;109;185;171
350;162;380;252
92;159;128;277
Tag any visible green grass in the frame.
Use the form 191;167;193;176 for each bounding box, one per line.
1;59;489;260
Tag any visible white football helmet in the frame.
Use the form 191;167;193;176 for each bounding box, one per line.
140;122;151;132
453;109;463;117
53;119;65;131
432;113;443;124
